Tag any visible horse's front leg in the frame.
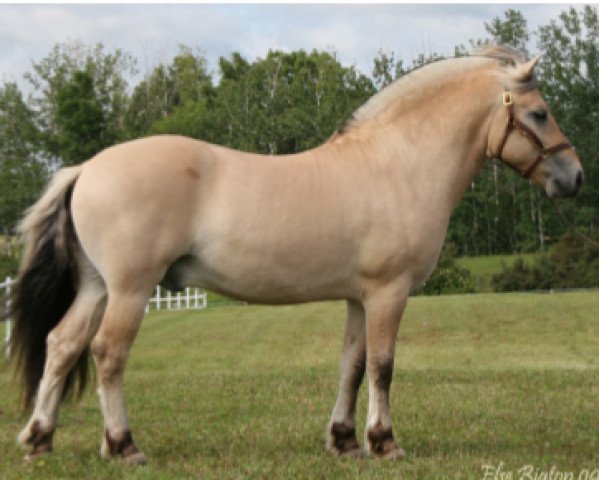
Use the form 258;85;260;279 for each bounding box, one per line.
326;300;366;456
363;284;408;459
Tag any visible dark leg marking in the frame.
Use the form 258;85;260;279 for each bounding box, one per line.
375;359;394;391
367;421;397;456
330;422;361;455
367;360;404;458
347;358;366;414
351;358;366;393
26;420;55;457
105;429;140;459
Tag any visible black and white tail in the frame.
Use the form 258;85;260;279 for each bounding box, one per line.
7;166;88;408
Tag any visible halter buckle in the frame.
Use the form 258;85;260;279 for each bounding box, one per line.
502;91;513;106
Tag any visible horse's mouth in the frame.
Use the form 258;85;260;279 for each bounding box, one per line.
546;170;583;198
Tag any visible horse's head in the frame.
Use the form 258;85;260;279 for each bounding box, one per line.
488;55;583;198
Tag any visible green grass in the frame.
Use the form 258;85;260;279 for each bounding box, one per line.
1;292;598;479
205;290;245;307
457;254;537;292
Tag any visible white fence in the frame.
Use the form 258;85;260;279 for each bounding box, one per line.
1;277;12;360
145;285;207;312
1;277;207;360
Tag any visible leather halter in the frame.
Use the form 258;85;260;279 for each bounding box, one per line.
494;91;573;178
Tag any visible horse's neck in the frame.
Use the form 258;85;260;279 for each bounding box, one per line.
420;97;494;210
334;80;497;215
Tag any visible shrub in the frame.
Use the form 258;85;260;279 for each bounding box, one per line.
491;231;599;292
419;243;476;295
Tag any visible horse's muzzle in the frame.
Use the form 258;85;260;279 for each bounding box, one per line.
549;168;584;198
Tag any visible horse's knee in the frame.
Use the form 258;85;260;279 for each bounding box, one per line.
90;336;107;361
91;337;127;382
45;331;84;375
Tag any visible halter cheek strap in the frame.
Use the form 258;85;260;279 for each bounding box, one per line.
495;91;573;178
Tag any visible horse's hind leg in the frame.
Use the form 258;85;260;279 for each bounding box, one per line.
17;267;107;460
326;300;366;456
91;291;149;465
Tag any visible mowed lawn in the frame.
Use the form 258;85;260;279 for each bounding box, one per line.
1;291;598;479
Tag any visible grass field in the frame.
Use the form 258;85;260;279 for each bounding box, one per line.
457;254;537;292
1;291;598;479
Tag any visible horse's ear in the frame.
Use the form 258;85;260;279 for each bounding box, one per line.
518;55;541;82
524;55;541;77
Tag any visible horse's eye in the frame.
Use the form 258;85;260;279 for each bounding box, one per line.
531;109;547;122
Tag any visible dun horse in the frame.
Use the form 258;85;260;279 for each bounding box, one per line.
9;46;582;463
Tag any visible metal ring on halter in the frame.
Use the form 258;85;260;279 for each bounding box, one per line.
494;90;573;178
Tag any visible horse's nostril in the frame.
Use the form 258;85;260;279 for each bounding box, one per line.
576;170;584;189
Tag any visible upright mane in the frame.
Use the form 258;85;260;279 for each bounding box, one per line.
476;44;539;90
331;45;537;141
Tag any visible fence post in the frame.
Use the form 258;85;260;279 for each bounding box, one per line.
156;285;161;311
4;276;12;360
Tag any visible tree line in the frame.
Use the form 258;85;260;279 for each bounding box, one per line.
1;6;597;257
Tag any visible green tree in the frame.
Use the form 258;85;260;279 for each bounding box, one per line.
450;6;598;256
0;82;45;233
372;49;405;90
537;5;599;236
484;9;530;53
411;51;445;68
26;41;135;165
125;46;213;139
210;49;375;154
54;70;106;165
448;9;543;255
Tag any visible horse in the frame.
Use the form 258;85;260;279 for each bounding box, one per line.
8;45;583;464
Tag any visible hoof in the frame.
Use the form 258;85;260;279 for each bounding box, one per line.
18;420;55;462
102;429;147;465
23;447;52;463
380;444;406;460
327;422;363;457
366;423;405;459
338;446;366;458
123;451;148;466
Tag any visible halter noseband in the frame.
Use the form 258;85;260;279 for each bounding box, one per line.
494;91;573;178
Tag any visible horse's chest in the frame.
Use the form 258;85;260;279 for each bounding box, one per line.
357;219;446;289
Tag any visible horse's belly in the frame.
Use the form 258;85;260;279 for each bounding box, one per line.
166;244;355;304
